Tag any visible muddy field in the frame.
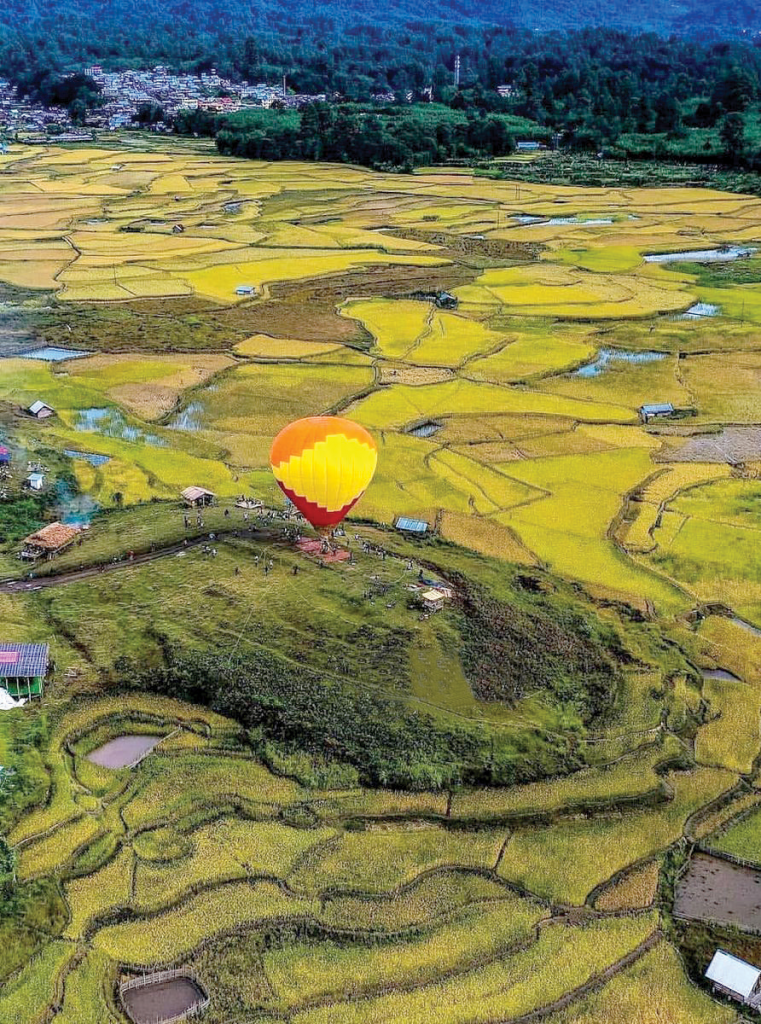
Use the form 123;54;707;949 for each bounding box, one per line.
674;853;761;932
663;427;761;464
87;734;163;769
122;977;206;1024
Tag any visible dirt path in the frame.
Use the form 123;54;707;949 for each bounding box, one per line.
0;528;271;594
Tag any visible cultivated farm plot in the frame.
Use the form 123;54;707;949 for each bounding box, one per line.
543;942;735;1024
646;478;761;623
0;668;742;1024
1;143;754;614
497;767;734;904
4;144;761;1023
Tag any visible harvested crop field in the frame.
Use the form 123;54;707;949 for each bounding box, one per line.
662;427;761;464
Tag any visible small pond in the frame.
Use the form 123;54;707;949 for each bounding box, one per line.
679;302;720;320
166;400;206;433
513;215;613;227
575;348;666;378
408;421;442;438
74;407;166;446
702;668;742;682
87;734;164;769
644;246;755;264
63;449;111;467
18;347;92;362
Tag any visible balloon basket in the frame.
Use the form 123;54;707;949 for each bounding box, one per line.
295;538;352;564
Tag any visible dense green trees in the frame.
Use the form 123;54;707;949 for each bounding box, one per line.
174;28;761;168
216;104;520;170
2;1;760;168
11;70;102;124
720;112;747;161
115;646;584;790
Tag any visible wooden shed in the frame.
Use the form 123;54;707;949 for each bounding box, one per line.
705;950;761;1007
421;588;447;613
182;486;216;508
20;522;80;560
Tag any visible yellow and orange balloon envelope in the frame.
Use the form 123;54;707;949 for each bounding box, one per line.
270;417;377;529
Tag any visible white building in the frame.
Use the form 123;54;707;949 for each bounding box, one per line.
705;950;761;1006
421;589;447;613
27;400;54;419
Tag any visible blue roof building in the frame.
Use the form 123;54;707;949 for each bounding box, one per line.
0;643;49;697
395;517;429;535
640;403;675;421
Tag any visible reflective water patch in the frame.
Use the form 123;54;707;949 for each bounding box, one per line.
575;348;666;377
74;407;166;446
18;347;92;362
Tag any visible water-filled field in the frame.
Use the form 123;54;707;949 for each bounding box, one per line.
2;141;761;1023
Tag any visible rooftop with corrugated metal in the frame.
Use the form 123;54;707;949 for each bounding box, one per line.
0;644;49;679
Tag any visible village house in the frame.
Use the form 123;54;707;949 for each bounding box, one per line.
27;400;54;419
705;950;761;1008
20;522;80;561
25;472;44;491
181;486;216;508
395;516;430;536
0;642;49;699
639;402;675;423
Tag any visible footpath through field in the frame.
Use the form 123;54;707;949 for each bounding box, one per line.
0;527;272;593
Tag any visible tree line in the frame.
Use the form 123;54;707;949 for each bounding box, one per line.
2;16;760;123
210;104;525;172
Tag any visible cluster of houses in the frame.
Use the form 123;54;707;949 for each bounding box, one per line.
78;65;329;131
1;65;330;139
0;79;76;136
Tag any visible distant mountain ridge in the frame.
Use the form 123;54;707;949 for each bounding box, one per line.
1;0;760;44
0;0;757;94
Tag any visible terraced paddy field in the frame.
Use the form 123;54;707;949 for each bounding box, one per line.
0;687;746;1024
3;140;761;1021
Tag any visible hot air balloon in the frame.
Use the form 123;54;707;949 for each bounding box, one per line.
270;416;377;531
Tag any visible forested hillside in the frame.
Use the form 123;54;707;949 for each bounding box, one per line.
0;0;759;89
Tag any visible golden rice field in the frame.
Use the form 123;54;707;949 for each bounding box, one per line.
1;142;761;611
0;679;748;1022
3;140;761;1023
